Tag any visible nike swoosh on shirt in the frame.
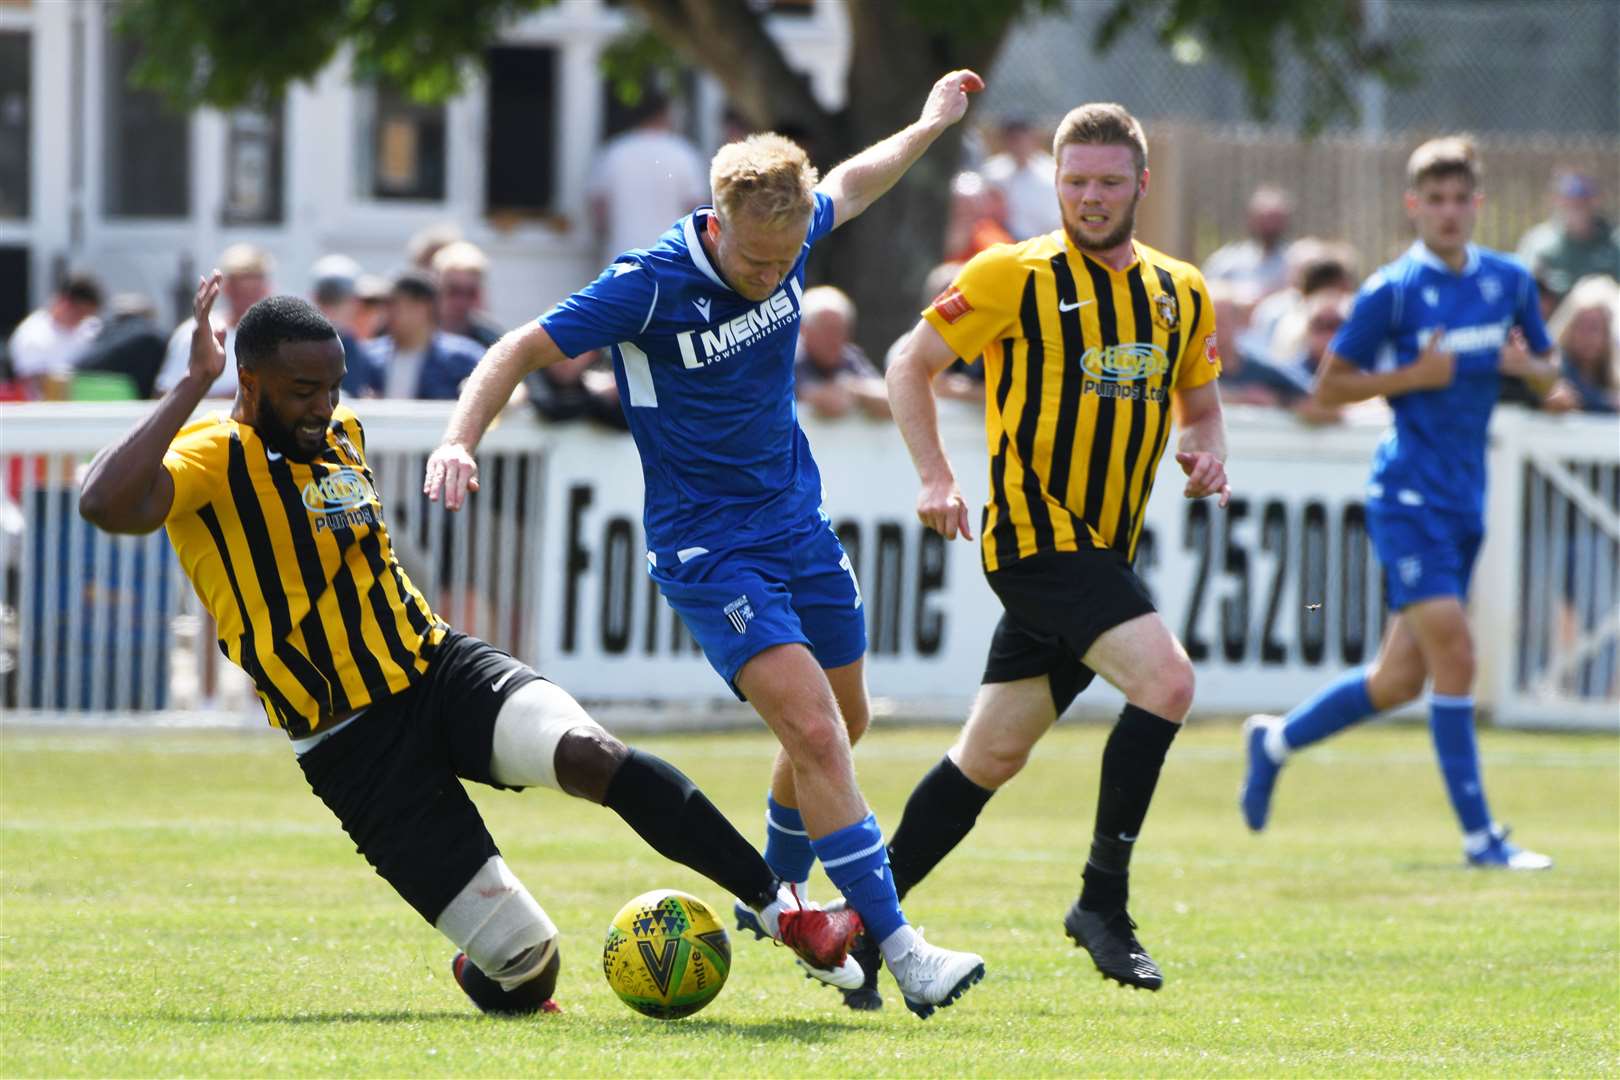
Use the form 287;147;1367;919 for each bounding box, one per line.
1058;299;1094;313
266;450;283;462
492;669;517;692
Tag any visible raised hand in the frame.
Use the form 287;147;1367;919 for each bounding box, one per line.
919;69;985;131
189;271;228;386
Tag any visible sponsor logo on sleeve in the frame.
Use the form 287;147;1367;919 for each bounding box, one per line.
931;287;973;324
1205;332;1220;364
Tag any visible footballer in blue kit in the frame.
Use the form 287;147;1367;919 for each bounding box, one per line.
427;70;992;1017
1240;137;1561;869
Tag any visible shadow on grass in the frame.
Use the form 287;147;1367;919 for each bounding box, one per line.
156;1009;472;1025
152;1012;864;1037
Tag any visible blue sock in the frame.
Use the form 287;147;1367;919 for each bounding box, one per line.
1429;694;1492;835
1281;668;1375;753
810;813;906;944
763;795;815;885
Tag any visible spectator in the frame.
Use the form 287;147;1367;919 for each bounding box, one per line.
943;171;1014;264
432;241;503;348
1203;185;1294;299
352;274;390;342
588;95;707;263
74;293;167;400
981;117;1061;241
795;286;889;420
406;222;463;272
524;348;627;430
1204;281;1297;408
886;261;983;404
1243;238;1358;366
351;270;484;400
1278;291;1362;425
6;271;103;399
1517;171;1620;303
309;254;366;376
1542;275;1619;414
154;244;273;398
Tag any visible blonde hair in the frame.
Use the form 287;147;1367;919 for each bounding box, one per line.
1052;103;1148;176
431;240;489;276
1547;274;1620;386
1406;135;1481;189
709;134;818;228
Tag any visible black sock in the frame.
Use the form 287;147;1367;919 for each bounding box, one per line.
886;755;995;901
603;749;777;909
1079;704;1179;912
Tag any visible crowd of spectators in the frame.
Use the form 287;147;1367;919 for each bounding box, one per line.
5;116;1617;426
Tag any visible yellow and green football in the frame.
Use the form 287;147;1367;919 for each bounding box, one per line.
602;889;731;1019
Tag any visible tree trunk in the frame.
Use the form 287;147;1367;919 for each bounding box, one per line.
816;0;1015;363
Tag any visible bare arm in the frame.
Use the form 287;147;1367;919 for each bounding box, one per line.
1172;380;1232;508
1498;327;1561;397
886;319;974;540
424;322;568;510
818;70;983;227
79;273;226;534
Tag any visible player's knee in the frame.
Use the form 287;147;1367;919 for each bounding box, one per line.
555;726;630;804
1128;656;1194;722
1370;661;1426;708
780;709;851;776
955;737;1030;789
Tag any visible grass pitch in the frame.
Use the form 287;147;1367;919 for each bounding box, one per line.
2;720;1615;1077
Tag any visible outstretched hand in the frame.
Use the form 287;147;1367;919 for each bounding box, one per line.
919;69;985;131
189;271;228;386
1176;450;1231;508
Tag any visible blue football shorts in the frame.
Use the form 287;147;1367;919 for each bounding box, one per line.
649;514;867;700
1366;502;1484;611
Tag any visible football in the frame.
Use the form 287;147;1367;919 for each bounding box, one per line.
602;889;731;1019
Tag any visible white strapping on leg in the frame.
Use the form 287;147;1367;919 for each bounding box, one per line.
489;679;607;790
435;856;559;991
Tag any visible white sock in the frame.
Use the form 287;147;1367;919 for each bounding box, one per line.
879;924;920;967
1463;825;1495;855
756;881;801;939
1263;721;1291;765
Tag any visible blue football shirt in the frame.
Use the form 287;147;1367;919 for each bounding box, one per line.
539;193;837;561
1330;242;1550;518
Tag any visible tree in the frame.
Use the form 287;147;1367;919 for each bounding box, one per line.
118;0;1407;356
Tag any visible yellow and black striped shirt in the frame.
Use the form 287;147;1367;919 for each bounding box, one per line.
924;234;1220;572
162;404;445;735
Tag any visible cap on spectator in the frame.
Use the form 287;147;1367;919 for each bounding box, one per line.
1555;171;1597;200
310;254;363;305
219;243;274;277
109;292;155;318
407;222;463;269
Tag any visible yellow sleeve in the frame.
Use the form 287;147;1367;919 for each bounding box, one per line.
1176;270;1221;390
162;420;229;521
919;246;1021;365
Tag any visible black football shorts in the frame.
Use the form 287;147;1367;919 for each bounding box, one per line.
296;631;542;924
981;547;1157;713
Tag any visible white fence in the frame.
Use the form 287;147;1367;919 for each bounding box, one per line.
0;401;1614;730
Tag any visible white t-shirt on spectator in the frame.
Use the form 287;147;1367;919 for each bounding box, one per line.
982;152;1062;241
588;129;708;260
385;345;427;400
156;314;237;398
7;309;101;379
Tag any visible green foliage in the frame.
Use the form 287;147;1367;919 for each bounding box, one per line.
599;26;686;111
2;724;1615;1076
115;0;554;108
1096;0;1417;132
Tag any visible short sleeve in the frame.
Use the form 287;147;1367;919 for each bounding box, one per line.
1330;271;1397;371
919;247;1020;364
538;257;659;359
161;421;229;521
1514;264;1553;355
1175;271;1221;390
805;190;837;248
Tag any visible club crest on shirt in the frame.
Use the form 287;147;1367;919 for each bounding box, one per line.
1478;275;1502;303
723;595;754;635
1152;291;1179;331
